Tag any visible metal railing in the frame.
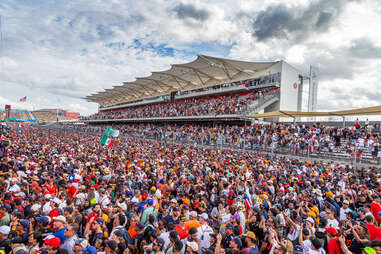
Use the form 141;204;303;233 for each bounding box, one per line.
245;90;280;115
35;124;379;166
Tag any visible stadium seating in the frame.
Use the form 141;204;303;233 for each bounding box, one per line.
88;87;280;120
32;111;77;123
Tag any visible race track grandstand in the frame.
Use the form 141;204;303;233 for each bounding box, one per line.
84;55;310;124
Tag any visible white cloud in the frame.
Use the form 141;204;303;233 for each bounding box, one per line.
0;0;380;116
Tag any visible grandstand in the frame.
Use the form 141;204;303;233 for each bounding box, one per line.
0;109;35;121
84;55;313;123
31;110;79;124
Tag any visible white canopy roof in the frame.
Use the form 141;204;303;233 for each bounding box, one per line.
84;55;279;106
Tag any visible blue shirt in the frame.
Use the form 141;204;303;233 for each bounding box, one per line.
54;227;67;243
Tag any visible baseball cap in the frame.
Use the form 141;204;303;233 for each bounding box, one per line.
0;225;10;235
199;213;208;220
36;216;51;226
147;199;154;205
325;227;338;236
44;236;61;249
343;200;350;205
306;217;314;224
242;231;257;240
225;224;234;230
53;215;67;224
30;204;41;212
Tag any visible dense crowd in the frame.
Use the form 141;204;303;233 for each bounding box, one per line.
0;123;381;254
88;88;279;120
64;120;381;163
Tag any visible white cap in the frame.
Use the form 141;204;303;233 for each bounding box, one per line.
190;211;197;218
199;213;208;220
0;225;10;235
31;204;41;212
306;217;314;224
53;215;67;224
52;198;62;205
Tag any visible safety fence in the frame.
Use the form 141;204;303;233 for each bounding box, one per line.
35;124;378;166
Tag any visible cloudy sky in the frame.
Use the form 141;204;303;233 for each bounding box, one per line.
0;0;381;116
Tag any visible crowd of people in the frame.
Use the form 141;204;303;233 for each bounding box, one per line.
88;88;279;120
0;122;380;254
61;120;381;163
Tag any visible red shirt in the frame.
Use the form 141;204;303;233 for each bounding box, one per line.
49;208;60;220
67;185;77;198
367;224;381;241
174;225;188;240
43;184;57;195
327;238;342;254
370;202;381;224
86;212;100;231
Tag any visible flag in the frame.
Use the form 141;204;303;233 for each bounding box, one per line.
100;127;118;147
100;136;114;147
104;127;119;137
17;124;24;132
243;193;252;211
19;96;27;102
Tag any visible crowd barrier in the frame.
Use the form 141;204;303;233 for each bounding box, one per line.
35;124;377;166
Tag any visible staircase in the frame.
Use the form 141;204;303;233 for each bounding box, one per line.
244;90;280;115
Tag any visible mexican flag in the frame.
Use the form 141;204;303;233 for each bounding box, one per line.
17;124;24;132
100;127;119;147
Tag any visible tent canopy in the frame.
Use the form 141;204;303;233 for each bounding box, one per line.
248;105;381;119
84;55;279;106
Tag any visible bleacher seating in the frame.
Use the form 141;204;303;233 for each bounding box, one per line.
88;87;280;120
32;111;77;123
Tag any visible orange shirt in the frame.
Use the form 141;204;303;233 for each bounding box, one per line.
128;222;138;239
185;219;201;232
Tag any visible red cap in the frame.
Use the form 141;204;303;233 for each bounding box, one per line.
44;237;61;249
325;227;338;236
142;194;148;200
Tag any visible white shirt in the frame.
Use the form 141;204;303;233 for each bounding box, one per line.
159;231;170;249
287;225;300;241
197;224;213;254
100;195;111;208
339;207;351;221
43;202;52;214
327;218;339;229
